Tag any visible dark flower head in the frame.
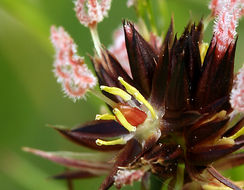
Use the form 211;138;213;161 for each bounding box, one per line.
24;0;244;190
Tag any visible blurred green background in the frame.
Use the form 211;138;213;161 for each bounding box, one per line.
0;0;243;189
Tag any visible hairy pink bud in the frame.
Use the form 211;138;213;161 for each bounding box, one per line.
51;26;97;100
114;169;145;189
209;0;244;16
209;0;223;16
108;27;131;76
212;0;243;57
74;0;112;27
230;65;244;113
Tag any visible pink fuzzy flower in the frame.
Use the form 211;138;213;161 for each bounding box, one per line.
114;169;145;189
212;0;243;58
209;0;244;17
230;65;244;113
51;26;97;99
74;0;112;27
209;0;219;16
108;27;131;77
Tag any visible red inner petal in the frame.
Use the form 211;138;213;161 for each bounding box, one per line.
116;104;147;126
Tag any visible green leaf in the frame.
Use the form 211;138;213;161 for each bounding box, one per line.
1;153;66;190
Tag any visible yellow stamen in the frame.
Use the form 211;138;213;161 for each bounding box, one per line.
215;137;234;145
201;110;226;125
118;77;157;119
96;138;126;146
229;126;244;140
95;113;116;120
113;108;136;132
199;42;209;64
100;86;132;101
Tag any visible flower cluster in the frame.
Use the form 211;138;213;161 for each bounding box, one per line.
24;0;244;190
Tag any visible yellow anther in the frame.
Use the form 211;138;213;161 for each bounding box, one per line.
96;138;126;146
199;42;209;64
118;77;139;95
113;108;136;132
229;126;244;140
215;137;234;145
95;113;116;120
201;110;226;125
118;77;157;119
100;86;131;101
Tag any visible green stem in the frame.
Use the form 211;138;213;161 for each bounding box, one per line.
157;0;169;33
89;88;117;108
175;164;185;190
135;0;158;35
89;24;102;57
203;14;213;32
145;0;158;35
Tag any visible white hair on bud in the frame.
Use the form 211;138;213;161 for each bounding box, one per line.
114;169;144;189
51;26;97;100
212;0;243;57
74;0;112;27
230;65;244;113
209;0;244;17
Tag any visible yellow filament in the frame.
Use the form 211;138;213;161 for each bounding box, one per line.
95;113;116;120
199;42;209;64
96;138;126;146
113;108;136;132
118;77;157;119
229;126;244;140
100;86;132;101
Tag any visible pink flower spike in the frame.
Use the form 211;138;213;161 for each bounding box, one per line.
212;0;243;57
209;0;221;16
230;65;244;113
75;0;112;27
209;0;244;17
108;27;131;76
51;26;97;100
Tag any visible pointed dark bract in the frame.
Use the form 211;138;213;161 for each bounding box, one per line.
100;139;142;190
207;166;242;190
56;120;128;151
186;117;229;147
195;40;236;110
151;18;174;108
187;140;244;165
124;21;158;98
